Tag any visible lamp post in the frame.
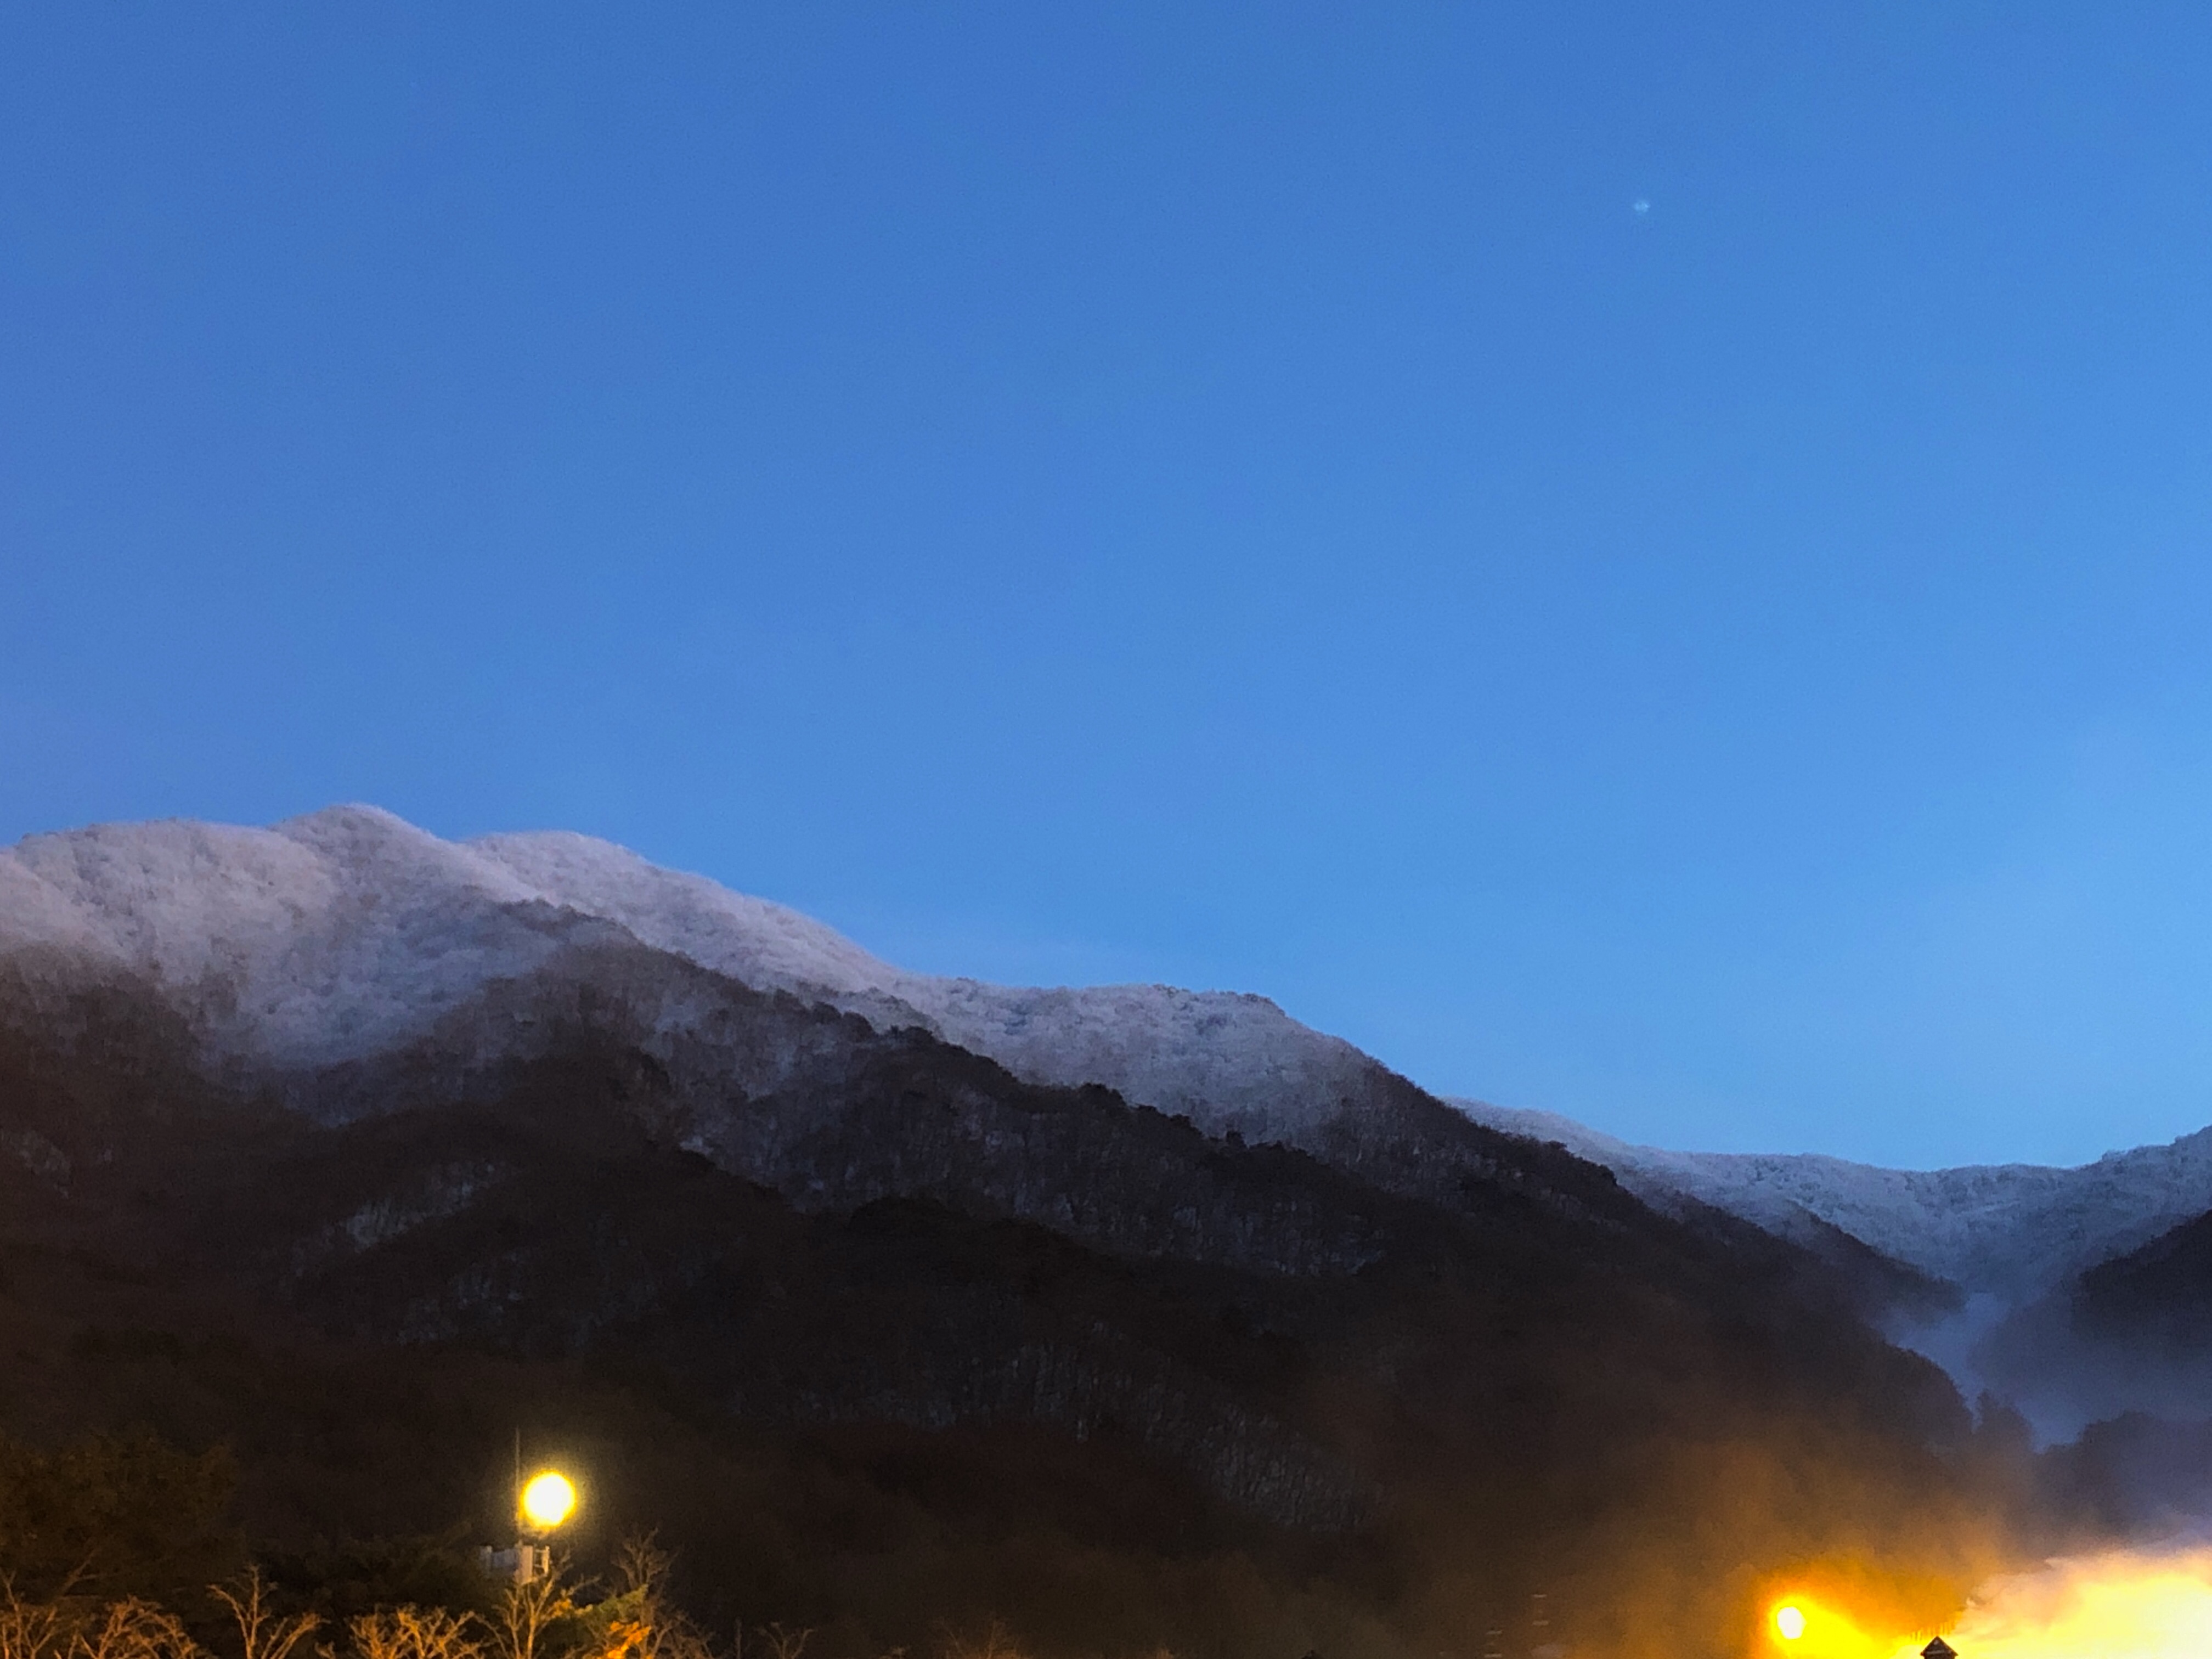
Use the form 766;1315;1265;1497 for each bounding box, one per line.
479;1468;578;1584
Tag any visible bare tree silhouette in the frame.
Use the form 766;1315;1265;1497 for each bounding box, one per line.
210;1570;318;1659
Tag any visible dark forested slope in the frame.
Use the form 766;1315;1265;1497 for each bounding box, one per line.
0;950;2019;1659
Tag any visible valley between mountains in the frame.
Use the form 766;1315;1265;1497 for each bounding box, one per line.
4;808;2210;1659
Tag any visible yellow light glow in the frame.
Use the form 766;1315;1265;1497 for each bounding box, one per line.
520;1470;576;1531
1762;1594;1888;1659
1912;1549;2212;1659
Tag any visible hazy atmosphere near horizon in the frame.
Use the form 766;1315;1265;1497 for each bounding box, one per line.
8;3;2212;1170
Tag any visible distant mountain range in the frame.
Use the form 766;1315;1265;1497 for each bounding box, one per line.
1451;1102;2212;1303
4;806;2209;1652
1447;1102;2212;1436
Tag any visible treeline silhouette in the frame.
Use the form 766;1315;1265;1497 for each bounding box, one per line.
0;1459;766;1659
0;1431;1067;1659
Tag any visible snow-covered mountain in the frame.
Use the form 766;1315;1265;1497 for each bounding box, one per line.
0;805;1381;1144
1453;1100;2212;1303
12;805;2212;1342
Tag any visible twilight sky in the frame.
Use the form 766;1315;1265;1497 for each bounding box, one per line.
5;4;2212;1169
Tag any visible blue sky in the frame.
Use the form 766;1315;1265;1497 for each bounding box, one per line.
5;3;2212;1168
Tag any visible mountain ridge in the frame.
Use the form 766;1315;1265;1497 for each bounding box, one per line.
13;805;2209;1310
13;804;2212;1449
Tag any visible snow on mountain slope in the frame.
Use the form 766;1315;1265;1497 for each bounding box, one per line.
470;828;1378;1132
16;804;2211;1313
1455;1099;2212;1300
2;810;601;1066
0;807;1378;1140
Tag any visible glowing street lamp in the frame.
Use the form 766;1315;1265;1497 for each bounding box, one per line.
480;1465;579;1585
520;1470;577;1533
